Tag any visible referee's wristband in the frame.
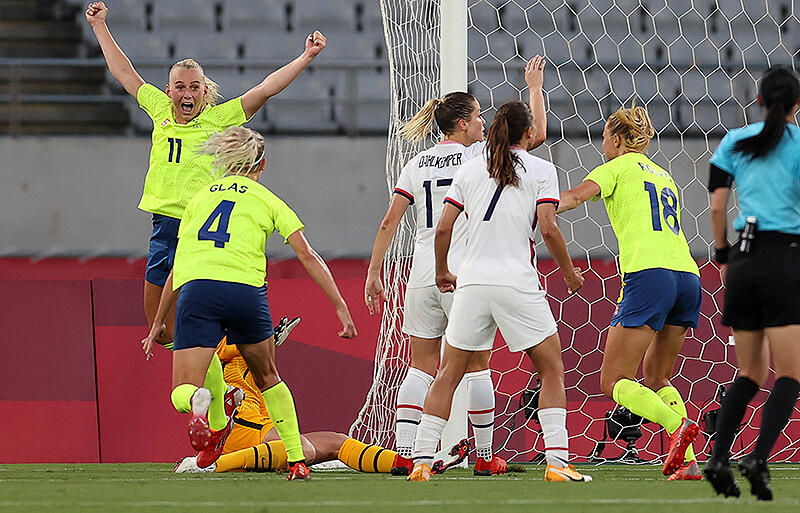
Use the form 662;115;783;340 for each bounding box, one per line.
713;245;730;264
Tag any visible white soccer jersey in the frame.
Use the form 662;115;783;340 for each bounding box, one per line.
444;148;560;290
393;140;485;288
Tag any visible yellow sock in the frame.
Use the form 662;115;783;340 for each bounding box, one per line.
261;382;304;462
656;385;696;462
337;438;397;473
203;354;228;431
214;441;288;472
612;379;682;433
170;384;198;413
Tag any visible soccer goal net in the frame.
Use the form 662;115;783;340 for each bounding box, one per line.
350;0;800;463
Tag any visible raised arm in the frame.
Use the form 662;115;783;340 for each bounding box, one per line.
85;2;145;98
537;203;584;293
557;180;601;213
287;230;356;338
365;195;411;314
141;270;179;360
434;203;461;293
525;55;547;150
240;31;327;119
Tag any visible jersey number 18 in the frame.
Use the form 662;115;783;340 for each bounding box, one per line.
644;181;680;235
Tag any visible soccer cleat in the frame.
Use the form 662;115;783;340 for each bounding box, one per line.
196;413;235;468
188;387;212;451
662;418;700;476
667;460;702;481
431;438;470;475
223;385;243;419
407;463;432;482
174;455;215;473
544;463;593;482
287;461;311;480
738;457;772;501
703;458;741;498
390;454;414;476
473;455;507;476
274;316;301;347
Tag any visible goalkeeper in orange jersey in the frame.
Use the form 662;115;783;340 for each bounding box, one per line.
173;339;398;474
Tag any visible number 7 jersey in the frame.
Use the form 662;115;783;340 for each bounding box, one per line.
393;141;484;288
583;152;698;276
173;175;304;289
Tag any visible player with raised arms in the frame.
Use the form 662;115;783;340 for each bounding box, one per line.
704;66;800;501
408;100;591;483
85;1;325;345
558;104;702;480
364;56;548;475
141;126;357;480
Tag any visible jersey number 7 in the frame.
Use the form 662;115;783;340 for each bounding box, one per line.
198;200;235;248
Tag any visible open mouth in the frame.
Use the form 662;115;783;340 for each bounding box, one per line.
181;102;194;115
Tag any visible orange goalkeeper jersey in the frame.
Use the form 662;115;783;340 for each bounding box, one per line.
216;341;270;421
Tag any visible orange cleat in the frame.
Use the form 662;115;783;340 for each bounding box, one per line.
668;460;702;481
391;454;414;476
474;455;507;476
545;463;593;482
407;463;432;482
662;419;700;476
287;461;311;480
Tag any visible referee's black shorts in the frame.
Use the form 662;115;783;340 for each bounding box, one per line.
723;231;800;330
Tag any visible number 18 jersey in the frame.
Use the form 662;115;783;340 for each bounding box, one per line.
393;141;484;288
173;175;304;289
583;152;698;276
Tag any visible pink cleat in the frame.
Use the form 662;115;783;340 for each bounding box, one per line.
662;419;700;476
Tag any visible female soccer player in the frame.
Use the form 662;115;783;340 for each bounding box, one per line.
85;2;325;343
408;100;591;483
558;104;701;480
704;66;800;501
364;56;548;475
141;126;356;480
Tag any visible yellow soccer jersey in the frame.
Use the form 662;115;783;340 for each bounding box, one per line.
136;84;249;219
173;175;304;288
584;152;698;276
217;342;268;419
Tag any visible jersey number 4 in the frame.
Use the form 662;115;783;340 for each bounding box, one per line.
644;181;680;234
198;200;235;248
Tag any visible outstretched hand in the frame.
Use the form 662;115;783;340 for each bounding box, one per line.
141;323;165;361
524;55;546;91
85;1;108;25
336;305;357;339
304;30;327;59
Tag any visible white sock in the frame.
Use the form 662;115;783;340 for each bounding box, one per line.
466;369;494;461
395;367;434;458
412;413;447;469
538;407;569;467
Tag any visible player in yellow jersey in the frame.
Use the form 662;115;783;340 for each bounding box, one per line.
85;2;325;344
558;104;702;480
141;126;356;480
173;340;399;474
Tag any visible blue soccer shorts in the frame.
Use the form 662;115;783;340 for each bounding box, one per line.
610;268;701;331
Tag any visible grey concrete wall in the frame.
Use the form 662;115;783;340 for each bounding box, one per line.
0;136;728;260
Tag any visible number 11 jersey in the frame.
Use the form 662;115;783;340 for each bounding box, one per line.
393;140;484;289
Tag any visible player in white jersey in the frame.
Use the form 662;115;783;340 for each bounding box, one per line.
365;57;549;475
408;100;591;483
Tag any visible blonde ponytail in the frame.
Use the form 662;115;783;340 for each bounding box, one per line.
398;98;441;142
607;101;655;153
202;126;265;176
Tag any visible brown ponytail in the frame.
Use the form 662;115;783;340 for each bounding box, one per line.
486;101;531;187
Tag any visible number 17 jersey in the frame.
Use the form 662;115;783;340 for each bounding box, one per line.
393;141;484;288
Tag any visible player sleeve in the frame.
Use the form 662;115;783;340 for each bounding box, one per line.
209;97;249;127
583;161;617;201
443;171;465;211
463;140;487;160
709;131;737;177
272;199;305;242
393;163;415;204
536;163;560;208
137;83;173;120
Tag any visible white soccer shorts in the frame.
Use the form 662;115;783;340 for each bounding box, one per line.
445;284;557;352
401;285;454;339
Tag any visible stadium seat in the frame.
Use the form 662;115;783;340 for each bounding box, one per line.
113;31;171;59
291;0;355;33
154;0;216;32
174;32;239;60
222;0;285;33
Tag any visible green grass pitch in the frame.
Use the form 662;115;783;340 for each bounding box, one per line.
1;463;798;512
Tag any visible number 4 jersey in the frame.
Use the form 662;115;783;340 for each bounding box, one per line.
393;140;485;289
443;148;560;291
583;152;698;276
173;175;304;289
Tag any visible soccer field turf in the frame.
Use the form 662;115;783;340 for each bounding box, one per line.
1;463;798;512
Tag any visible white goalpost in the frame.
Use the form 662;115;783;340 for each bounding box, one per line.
351;0;800;464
